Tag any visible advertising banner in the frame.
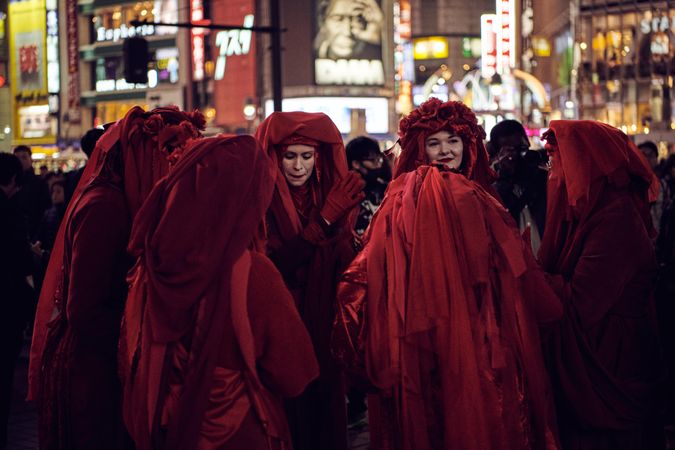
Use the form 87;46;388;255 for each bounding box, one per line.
212;0;256;129
9;0;47;96
314;0;385;86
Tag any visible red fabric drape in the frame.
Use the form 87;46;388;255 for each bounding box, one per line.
120;135;280;450
333;99;561;450
255;112;355;450
29;105;205;402
538;121;663;446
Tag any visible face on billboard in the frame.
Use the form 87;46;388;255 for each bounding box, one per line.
315;0;383;60
314;0;385;85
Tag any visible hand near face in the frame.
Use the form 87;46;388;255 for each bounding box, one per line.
352;0;383;45
321;171;366;225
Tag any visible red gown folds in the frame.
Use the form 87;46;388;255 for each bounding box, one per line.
333;99;562;450
120;135;318;450
255;112;358;450
29;106;204;450
539;121;663;450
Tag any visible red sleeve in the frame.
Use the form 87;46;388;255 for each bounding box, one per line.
248;252;319;397
547;202;655;330
66;188;131;339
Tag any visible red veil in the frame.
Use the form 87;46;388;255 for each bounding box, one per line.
28;106;205;401
539;120;659;270
120;135;276;450
333;100;561;450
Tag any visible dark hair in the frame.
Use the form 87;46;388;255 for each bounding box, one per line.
80;127;106;158
637;141;658;157
346;136;381;167
13;145;31;156
0;153;24;187
50;180;65;193
488;120;527;156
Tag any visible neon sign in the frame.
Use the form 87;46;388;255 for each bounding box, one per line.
214;14;253;80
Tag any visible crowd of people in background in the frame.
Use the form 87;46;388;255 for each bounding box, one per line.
0;100;674;450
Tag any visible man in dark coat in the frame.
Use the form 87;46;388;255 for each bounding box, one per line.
12;145;51;240
0;152;34;449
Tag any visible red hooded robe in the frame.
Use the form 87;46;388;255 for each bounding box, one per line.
120;135;319;450
255;112;357;450
539;121;663;450
333;99;563;450
29;106;205;450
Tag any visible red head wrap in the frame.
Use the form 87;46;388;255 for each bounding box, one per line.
395;98;496;191
255;111;351;239
539;120;659;268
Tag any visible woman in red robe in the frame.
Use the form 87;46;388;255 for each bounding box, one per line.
540;121;663;450
332;98;562;450
255;112;365;450
119;135;319;450
28;106;205;450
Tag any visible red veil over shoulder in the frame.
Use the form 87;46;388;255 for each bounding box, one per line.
28;106;205;401
120;135;276;450
333;100;561;450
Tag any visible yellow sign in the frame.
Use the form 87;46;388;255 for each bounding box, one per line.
9;0;48;97
532;37;551;57
413;37;449;60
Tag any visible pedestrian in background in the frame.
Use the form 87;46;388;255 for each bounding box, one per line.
0;153;33;450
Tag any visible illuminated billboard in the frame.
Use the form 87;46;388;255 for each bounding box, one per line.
313;0;385;86
9;0;47;96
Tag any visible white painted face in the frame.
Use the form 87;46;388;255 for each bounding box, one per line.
281;144;316;187
424;130;464;170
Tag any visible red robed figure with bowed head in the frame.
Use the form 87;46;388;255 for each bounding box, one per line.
333;98;563;450
255;112;365;450
540;121;663;450
119;135;318;450
28;106;205;450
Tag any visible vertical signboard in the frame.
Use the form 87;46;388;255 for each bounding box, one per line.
313;0;385;86
190;0;205;81
9;0;47;95
394;0;412;114
496;0;515;74
65;0;79;121
212;0;255;128
481;14;497;79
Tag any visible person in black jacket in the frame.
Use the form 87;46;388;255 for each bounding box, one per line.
488;120;548;252
12;146;51;241
0;153;34;449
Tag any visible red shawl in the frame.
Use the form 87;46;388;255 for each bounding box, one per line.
120;135;276;450
333;99;561;450
28;106;205;400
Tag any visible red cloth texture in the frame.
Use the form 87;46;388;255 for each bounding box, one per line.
120;135;317;450
394;98;496;193
539;121;663;448
333;166;562;450
29;106;205;400
28;106;204;449
255;112;357;450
